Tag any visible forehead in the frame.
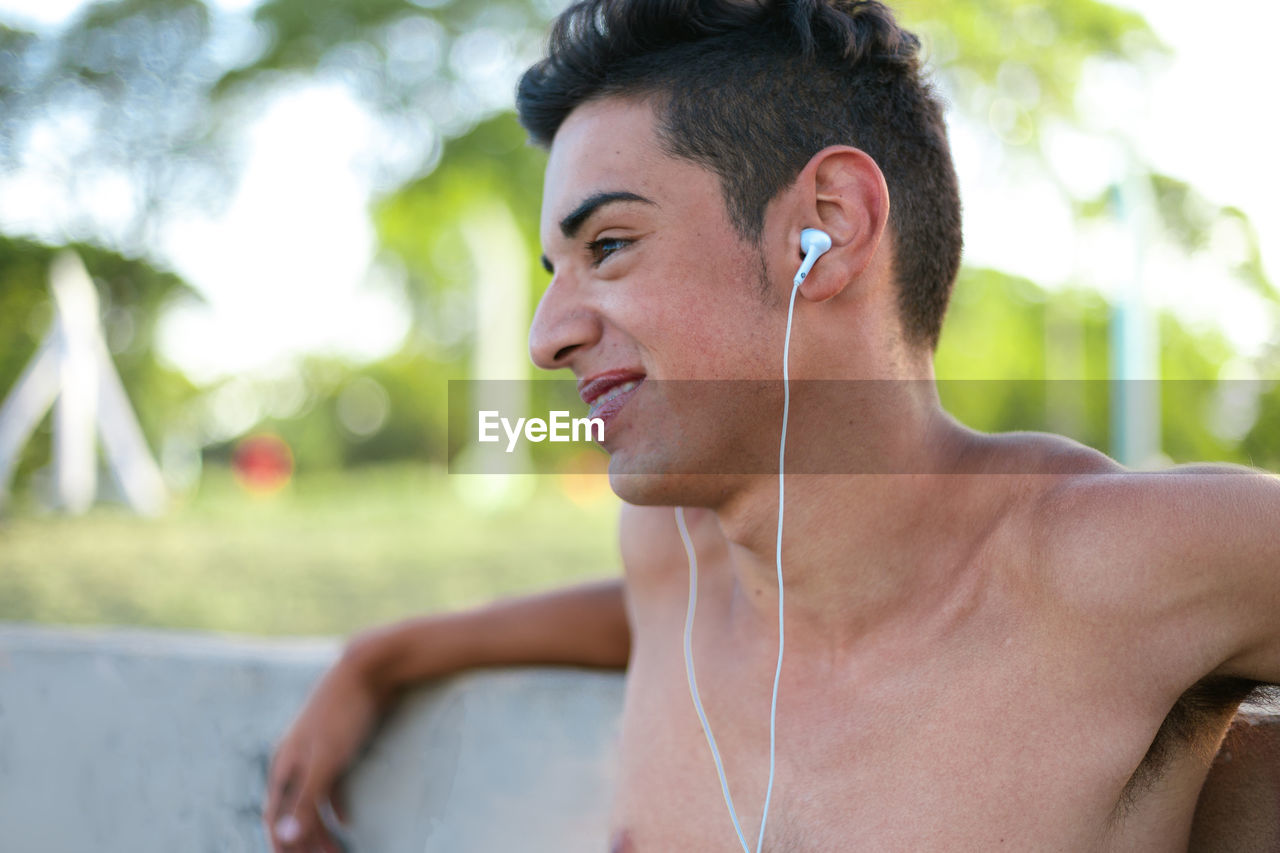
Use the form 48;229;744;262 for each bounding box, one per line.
540;97;715;239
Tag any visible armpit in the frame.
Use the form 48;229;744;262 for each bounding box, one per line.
1120;674;1263;813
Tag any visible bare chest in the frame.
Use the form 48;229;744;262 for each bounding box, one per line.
606;607;1208;853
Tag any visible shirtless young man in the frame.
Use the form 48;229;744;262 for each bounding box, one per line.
264;1;1280;850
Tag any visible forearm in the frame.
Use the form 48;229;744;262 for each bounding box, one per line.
344;576;630;699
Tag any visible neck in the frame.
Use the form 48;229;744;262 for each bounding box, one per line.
707;376;983;657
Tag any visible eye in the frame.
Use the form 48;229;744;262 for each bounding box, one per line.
586;237;632;267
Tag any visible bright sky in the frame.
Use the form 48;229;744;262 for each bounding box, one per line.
156;86;411;385
958;0;1280;360
1;0;1276;383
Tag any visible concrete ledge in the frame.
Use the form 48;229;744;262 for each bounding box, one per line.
5;622;1279;851
1192;709;1280;850
0;622;624;852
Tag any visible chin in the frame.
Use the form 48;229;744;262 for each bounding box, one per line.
605;447;673;504
607;416;782;504
606;458;743;509
606;471;674;506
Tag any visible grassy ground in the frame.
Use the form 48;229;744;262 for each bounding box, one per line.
0;464;621;637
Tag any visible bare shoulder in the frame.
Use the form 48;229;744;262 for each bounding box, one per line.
958;430;1119;545
1012;443;1152;627
1002;435;1280;684
966;432;1160;624
972;430;1122;480
1024;447;1279;583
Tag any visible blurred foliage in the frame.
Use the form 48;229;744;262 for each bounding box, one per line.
908;0;1163;150
0;235;201;487
1077;173;1280;304
198;352;453;472
0;0;1277;643
0;0;230;249
1243;381;1280;471
374;113;548;357
0;0;1275;508
217;0;546;95
212;0;551;191
935;266;1280;468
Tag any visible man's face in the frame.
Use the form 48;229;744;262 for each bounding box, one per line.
531;97;791;500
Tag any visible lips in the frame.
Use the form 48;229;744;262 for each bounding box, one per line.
578;370;645;429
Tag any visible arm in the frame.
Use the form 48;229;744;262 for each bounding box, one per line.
1127;464;1280;685
1184;466;1280;685
352;575;631;688
1047;465;1280;687
264;576;630;852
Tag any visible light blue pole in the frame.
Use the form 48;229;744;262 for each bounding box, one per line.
1108;156;1161;468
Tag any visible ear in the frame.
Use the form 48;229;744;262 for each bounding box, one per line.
789;146;890;303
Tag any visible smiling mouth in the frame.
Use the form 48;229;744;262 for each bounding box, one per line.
588;378;642;420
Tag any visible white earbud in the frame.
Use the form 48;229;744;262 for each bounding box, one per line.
793;228;832;286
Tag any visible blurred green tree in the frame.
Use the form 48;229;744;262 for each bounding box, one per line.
933;266;1271;466
0;1;231;250
0;0;1274;477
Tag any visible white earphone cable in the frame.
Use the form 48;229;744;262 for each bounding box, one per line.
677;274;803;853
676;505;752;853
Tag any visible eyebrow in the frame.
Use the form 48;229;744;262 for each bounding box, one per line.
541;190;655;273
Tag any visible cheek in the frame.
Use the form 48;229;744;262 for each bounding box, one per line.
668;300;781;379
606;233;782;376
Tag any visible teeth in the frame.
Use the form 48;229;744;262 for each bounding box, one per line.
591;380;640;411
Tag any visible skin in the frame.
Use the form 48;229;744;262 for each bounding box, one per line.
529;98;1280;851
263;95;1279;851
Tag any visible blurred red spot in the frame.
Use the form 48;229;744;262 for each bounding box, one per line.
232;433;293;494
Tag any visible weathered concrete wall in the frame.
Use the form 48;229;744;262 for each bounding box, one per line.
7;621;1279;852
0;622;625;852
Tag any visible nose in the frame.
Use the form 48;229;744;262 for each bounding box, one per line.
529;272;601;372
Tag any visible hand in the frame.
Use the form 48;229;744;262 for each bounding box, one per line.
263;650;387;852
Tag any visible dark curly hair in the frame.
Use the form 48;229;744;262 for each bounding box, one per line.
516;0;962;350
